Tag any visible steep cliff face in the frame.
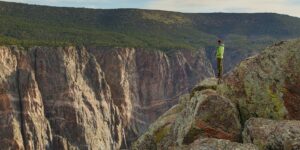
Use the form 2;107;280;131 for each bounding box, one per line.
132;79;257;149
0;46;214;149
90;48;214;144
0;46;122;149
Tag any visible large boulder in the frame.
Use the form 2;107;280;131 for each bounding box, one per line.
243;118;300;150
157;79;242;148
173;89;241;146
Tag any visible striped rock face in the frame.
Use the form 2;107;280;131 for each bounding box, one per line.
0;47;122;150
0;46;214;149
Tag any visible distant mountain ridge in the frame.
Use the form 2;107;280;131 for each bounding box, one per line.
1;1;300;71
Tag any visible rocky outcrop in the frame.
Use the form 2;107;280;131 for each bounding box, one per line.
218;40;300;122
133;39;300;150
243;118;300;150
0;46;213;149
132;78;244;149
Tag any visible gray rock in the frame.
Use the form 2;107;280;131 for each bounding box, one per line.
243;118;300;150
219;40;300;122
188;138;258;150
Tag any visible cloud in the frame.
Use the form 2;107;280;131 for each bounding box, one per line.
145;0;300;17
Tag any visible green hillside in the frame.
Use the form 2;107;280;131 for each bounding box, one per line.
1;1;300;49
1;1;300;70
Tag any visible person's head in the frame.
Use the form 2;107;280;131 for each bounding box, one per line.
218;40;222;44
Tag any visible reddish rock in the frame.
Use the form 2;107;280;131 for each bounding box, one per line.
283;77;300;120
193;120;236;141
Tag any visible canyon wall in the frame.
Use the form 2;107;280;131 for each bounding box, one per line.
90;48;214;145
0;46;214;149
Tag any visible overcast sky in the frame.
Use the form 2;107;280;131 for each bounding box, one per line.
2;0;300;18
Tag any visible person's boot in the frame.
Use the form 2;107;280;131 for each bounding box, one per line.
218;78;222;84
218;74;223;84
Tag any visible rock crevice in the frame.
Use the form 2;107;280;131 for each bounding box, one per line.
15;54;27;150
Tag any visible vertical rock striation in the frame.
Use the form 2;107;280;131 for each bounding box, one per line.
17;49;52;150
0;46;123;149
0;46;214;149
0;47;26;149
90;48;214;144
33;47;122;149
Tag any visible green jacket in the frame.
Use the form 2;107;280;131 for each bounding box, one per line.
216;44;225;59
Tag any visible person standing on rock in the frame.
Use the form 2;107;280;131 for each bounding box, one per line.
216;40;224;83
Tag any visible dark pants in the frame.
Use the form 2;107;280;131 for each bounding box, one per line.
217;58;223;79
